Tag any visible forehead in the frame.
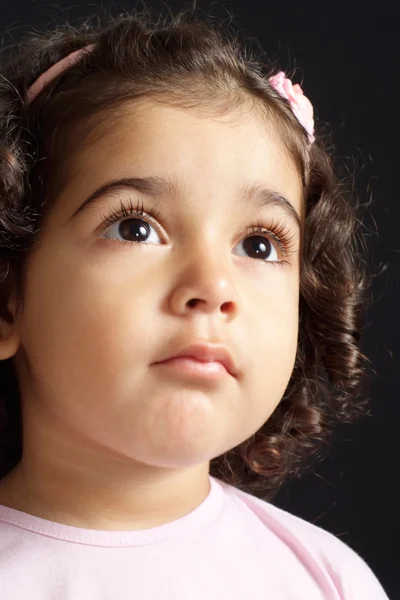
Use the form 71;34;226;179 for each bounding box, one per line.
56;98;303;215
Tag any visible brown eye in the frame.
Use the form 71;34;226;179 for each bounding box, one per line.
234;234;279;262
102;217;162;244
119;219;150;242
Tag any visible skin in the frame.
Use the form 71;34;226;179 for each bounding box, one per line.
0;98;302;530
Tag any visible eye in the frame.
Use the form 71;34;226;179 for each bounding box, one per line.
101;217;162;245
233;227;281;262
99;198;164;245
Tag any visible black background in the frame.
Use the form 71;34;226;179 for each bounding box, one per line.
1;2;399;597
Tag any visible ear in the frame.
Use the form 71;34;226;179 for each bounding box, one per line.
0;283;20;360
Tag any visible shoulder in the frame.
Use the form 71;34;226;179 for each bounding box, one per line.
219;479;390;599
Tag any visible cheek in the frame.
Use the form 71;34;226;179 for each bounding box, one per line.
245;270;299;415
22;242;184;406
17;245;157;392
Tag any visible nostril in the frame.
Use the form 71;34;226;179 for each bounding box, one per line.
221;300;234;312
187;298;201;308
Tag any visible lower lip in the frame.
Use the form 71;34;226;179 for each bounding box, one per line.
155;357;230;379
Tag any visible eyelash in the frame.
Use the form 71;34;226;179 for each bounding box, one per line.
99;197;297;264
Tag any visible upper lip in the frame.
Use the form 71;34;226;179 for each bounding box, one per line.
157;343;238;377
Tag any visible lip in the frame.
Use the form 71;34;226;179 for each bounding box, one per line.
155;343;238;378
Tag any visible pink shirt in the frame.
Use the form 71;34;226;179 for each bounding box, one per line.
0;475;389;599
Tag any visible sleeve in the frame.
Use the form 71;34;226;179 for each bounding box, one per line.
328;538;391;600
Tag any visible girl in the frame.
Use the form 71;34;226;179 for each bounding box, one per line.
0;7;390;599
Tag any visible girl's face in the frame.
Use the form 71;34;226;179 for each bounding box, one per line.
8;99;302;471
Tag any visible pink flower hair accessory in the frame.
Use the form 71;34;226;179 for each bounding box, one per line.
268;71;315;144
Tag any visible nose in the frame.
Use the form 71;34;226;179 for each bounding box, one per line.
169;245;242;320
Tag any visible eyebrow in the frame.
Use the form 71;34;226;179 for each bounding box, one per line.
69;175;301;231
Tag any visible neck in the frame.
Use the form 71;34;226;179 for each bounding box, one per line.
0;451;210;531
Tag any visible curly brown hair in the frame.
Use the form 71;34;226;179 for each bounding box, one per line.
0;6;369;500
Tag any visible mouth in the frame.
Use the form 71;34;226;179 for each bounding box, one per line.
154;342;238;380
155;356;230;380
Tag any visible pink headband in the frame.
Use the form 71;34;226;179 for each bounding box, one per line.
25;46;315;143
25;44;95;105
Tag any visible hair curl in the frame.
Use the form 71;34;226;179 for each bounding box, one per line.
0;6;370;500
